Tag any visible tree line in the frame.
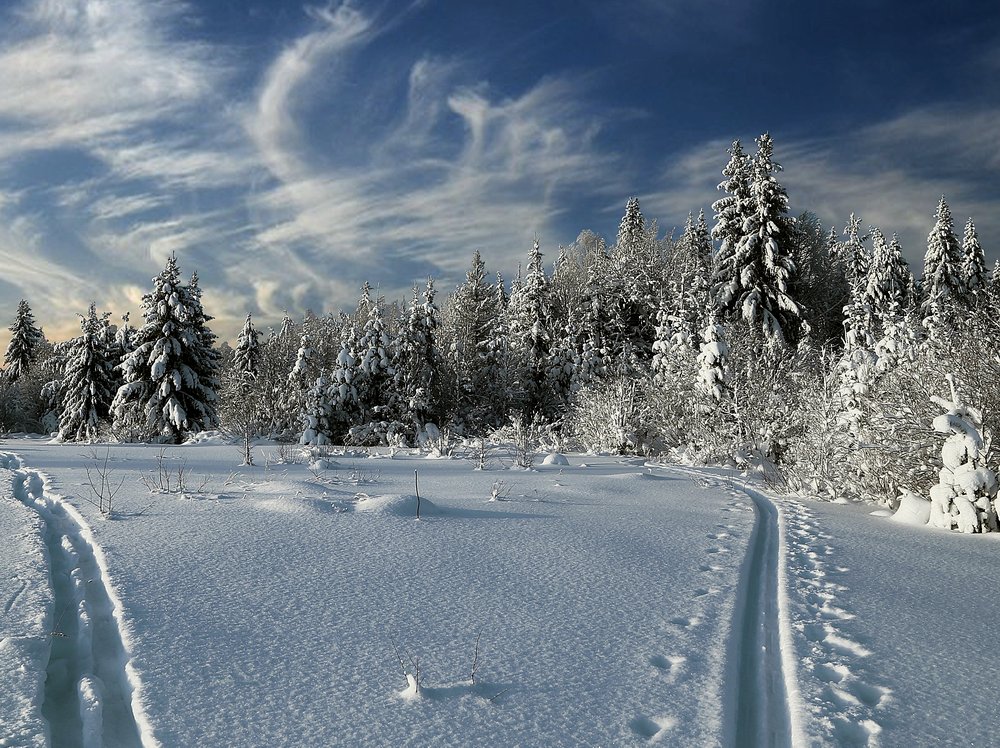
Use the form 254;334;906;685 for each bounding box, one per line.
1;132;997;531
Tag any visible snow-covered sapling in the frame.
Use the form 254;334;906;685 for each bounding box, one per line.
927;375;998;533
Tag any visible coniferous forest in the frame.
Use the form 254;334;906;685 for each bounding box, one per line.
2;133;997;532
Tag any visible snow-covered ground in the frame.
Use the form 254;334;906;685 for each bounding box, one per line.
1;439;997;747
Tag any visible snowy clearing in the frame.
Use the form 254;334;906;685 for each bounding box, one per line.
1;440;997;746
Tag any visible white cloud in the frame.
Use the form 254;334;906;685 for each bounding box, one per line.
644;105;1000;267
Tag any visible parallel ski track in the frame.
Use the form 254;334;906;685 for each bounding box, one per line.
1;451;154;748
657;465;804;747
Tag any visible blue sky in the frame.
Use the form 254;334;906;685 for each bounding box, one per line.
0;0;997;345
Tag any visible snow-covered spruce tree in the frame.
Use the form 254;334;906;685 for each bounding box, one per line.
715;133;801;346
220;313;267;463
711;140;752;304
921;196;965;340
58;304;115;442
4;299;43;382
646;297;699;448
392;281;444;440
834;214;870;291
232;313;261;393
605;198;663;371
865;227;911;338
926;375;998;533
961;217;986;308
300;370;334;446
111;255;220;443
349;292;397;444
686;313;736;461
444;251;500;432
507;240;553;418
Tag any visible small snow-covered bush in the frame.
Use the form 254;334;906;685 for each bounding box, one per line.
927;375;998;533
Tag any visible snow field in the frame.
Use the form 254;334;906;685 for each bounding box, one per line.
3;443;753;747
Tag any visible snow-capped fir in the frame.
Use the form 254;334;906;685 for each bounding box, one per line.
57;304;115;442
711;140;751;302
4;299;43;382
928;375;999;533
300;370;334;446
696;313;729;402
392;281;443;435
507;239;552;417
232;314;261;393
921;196;965;328
111;255;220;442
961;217;986;306
865;228;910;335
715;133;801;345
836;214;870;288
356;289;393;424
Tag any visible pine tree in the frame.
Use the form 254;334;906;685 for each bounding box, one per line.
712;141;751;303
111;255;220;442
961;217;987;307
507;239;552;417
921;196;965;334
58;304;115;442
232;314;261;393
716;133;801;345
300;370;334;446
356;291;393;425
865;227;910;337
392;281;443;433
4;300;43;382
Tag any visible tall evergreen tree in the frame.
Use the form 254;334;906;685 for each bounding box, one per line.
507;239;552;416
111;255;220;442
716;133;801;345
58;304;115;442
232;313;261;393
961;217;987;306
4;299;43;382
921;196;965;325
711;140;752;306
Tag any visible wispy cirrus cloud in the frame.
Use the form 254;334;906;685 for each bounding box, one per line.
644;104;1000;267
243;5;624;310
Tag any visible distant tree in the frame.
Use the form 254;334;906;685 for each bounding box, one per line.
232;314;261;393
4;300;43;382
921;196;965;338
961;217;987;307
58;304;115;442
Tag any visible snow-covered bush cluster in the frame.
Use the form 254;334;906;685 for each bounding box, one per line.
2;133;998;532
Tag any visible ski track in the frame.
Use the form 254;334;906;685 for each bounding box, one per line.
781;499;891;747
0;451;153;748
658;467;801;747
661;466;891;748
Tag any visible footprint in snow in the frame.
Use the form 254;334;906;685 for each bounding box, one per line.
669;615;700;630
628;715;676;742
648;654;686;682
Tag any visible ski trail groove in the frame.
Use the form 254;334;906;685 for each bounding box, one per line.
656;465;803;748
2;451;153;748
728;485;792;748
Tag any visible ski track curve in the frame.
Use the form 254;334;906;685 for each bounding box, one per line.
0;450;156;748
657;465;803;748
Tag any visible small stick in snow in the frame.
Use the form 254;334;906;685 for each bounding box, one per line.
414;470;421;520
471;631;482;685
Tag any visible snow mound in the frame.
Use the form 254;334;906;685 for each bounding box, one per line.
542;452;569;466
892;490;931;526
182;430;231;445
354;493;438;517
